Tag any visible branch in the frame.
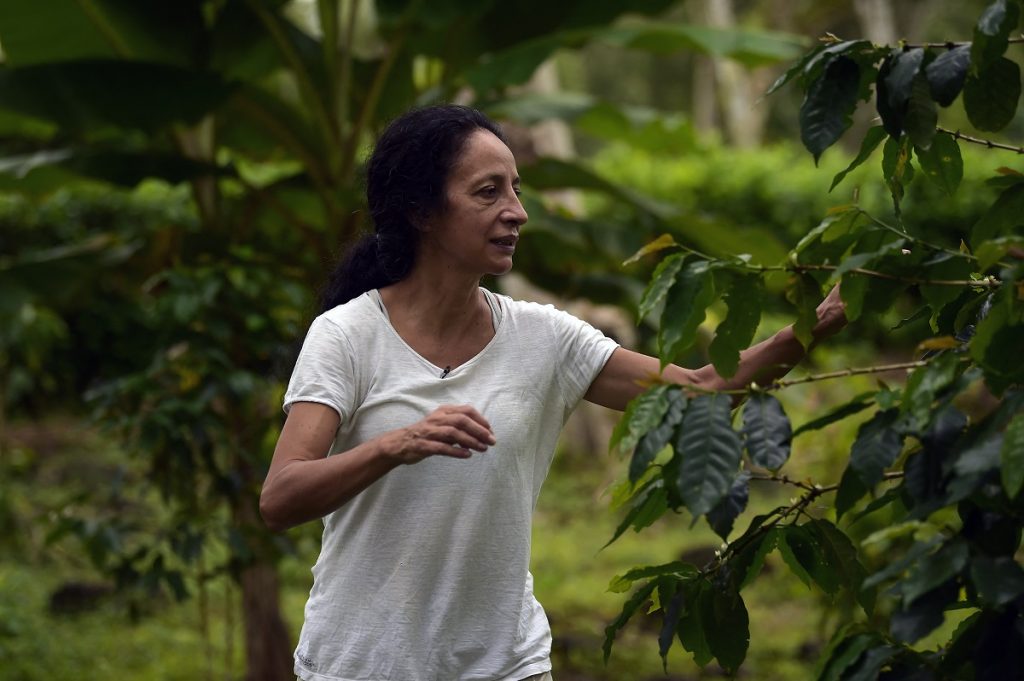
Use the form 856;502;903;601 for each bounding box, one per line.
769;359;953;390
786;263;1000;288
937;126;1024;155
902;36;1024;49
750;470;904;494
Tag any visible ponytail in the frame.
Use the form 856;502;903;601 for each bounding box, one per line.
319;232;415;312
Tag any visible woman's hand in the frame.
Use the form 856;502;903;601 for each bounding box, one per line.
384;404;496;465
813;283;848;340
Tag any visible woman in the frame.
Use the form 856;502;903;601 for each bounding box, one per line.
261;105;846;681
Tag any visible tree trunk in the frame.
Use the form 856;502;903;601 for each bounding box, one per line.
705;0;769;148
240;559;294;681
852;0;898;44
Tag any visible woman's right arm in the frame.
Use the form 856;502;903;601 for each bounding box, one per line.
259;402;496;531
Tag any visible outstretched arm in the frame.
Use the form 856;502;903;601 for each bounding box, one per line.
585;285;847;411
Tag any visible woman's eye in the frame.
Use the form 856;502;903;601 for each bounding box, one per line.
479;186;497;198
513;187;522;196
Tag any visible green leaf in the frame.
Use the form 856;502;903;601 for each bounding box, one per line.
808;519;874;615
904;73;938;151
877;48;925;138
891;579;958;643
901;353;961;432
638;253;684;321
970;556;1024;606
658;259;715;366
926;45;971;106
786;273;821;350
830;126;887;192
779;524;828;591
975;235;1024;271
792;392;874;438
897;539;968;606
677;579;714;667
882;134;916;218
732;524;781;591
963;57;1022;132
862;537;943;591
972;0;1022;74
611;384;671;455
836;409;905;518
817;632;878;681
970;298;1024;394
972;183;1024;245
799;55;861;163
604;483;669;548
843;645;900;681
608;561;698;594
630;389;686;482
675;393;743;517
1001;411;1024;498
916;132;963;195
708;274;761;378
603;578;659;663
658;586;684;668
741;393;792;470
0;61;233;134
603;20;809;67
705;471;751;540
705;587;750;674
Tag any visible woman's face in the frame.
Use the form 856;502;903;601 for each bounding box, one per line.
421;129;529;277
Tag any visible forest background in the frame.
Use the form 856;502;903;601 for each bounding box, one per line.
0;0;1020;680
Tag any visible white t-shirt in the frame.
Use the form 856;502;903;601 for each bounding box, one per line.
283;288;618;681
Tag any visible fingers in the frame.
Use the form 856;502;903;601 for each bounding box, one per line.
394;405;497;464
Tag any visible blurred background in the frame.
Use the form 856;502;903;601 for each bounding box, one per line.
0;0;1015;679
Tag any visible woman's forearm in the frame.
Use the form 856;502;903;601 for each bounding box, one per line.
259;435;401;532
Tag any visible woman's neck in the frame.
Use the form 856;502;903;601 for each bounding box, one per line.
378;264;487;339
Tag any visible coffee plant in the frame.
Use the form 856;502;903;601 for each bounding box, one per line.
604;1;1024;678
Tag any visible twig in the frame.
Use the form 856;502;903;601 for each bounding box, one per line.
937;126;1024;155
902;37;1024;49
769;359;953;390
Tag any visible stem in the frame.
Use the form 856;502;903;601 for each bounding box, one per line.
682;356;967;396
859;210;975;262
902;37;1024;49
750;262;1000;288
937;126;1024;155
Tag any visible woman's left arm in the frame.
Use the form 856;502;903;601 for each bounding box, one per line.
585;285;848;411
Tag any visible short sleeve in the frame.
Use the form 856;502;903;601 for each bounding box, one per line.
546;306;619;407
283;315;358;421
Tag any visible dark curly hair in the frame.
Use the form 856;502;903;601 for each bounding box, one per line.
320;105;507;311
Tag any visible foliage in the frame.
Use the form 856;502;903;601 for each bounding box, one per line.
0;1;812;677
604;2;1024;678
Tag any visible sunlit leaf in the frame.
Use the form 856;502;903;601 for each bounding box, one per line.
623;233;678;267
